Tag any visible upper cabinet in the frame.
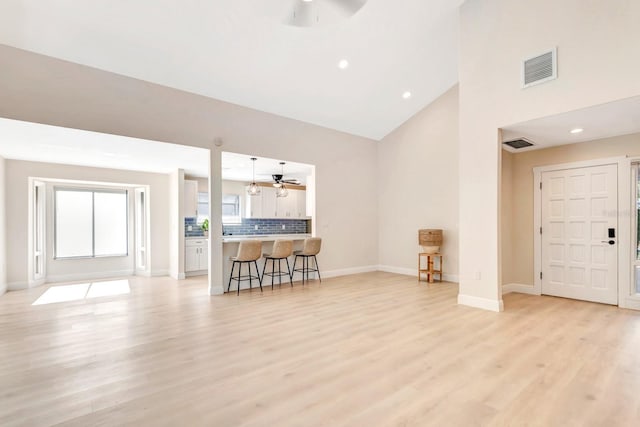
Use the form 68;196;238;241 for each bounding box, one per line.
245;187;308;219
246;186;263;218
295;189;307;218
184;179;198;218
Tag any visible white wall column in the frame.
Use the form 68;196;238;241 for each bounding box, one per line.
0;156;6;296
169;169;185;280
208;147;224;295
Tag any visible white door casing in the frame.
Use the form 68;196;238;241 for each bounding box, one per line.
540;164;618;305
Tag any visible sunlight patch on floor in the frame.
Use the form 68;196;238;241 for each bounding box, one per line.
32;279;131;305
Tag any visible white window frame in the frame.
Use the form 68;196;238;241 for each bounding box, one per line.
221;193;241;225
28;179;46;287
54;187;129;259
631;161;640;296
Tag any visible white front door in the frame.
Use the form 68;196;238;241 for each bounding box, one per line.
541;164;618;305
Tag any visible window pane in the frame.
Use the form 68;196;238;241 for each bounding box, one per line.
94;192;128;256
221;204;236;216
56;190;93;258
636;164;640;261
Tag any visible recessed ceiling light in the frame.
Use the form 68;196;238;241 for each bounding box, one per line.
402;91;412;99
338;59;349;69
570;128;584;134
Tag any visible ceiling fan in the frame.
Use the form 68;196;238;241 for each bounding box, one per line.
271;162;300;187
286;0;368;27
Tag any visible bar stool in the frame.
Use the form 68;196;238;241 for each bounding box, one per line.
227;240;263;295
262;239;294;289
292;237;322;285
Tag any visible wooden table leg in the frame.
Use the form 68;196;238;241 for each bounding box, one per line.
428;255;434;283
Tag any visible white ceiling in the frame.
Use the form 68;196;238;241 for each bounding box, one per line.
0;117;209;176
222;151;313;184
0;117;313;181
0;0;463;140
502;95;640;153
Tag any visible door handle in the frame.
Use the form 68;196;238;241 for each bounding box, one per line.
601;240;615;245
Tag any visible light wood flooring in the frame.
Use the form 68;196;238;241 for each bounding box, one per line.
1;272;640;426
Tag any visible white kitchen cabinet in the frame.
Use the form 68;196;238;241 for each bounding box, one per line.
245;191;263;218
185;239;208;275
261;186;278;218
184;179;198;218
294;189;307;218
247;187;308;219
276;190;294;218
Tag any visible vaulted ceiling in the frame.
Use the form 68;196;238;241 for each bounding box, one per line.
0;0;462;140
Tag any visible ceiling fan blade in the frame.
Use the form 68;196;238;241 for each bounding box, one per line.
285;0;317;27
282;180;301;185
323;0;367;17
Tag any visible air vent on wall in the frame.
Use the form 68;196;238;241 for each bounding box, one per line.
503;138;534;150
522;48;557;88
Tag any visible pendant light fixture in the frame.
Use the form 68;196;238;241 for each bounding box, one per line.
247;157;261;196
276;162;289;198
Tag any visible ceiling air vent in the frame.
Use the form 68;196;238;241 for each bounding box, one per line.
503;138;534;150
522;48;557;88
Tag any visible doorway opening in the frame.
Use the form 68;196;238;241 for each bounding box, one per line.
499;95;640;309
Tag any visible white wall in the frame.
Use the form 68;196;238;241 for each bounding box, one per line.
0;155;6;295
5;160;170;288
458;0;640;311
0;45;380;284
378;85;459;280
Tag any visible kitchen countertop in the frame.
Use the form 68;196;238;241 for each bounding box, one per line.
222;233;311;243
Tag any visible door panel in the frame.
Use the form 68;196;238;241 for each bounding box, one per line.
541;164;618;305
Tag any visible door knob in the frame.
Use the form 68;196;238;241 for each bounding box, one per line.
601;240;615;245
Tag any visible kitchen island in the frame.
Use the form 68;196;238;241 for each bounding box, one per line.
222;234;312;292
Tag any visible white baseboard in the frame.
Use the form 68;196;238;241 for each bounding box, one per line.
502;283;540;295
377;265;414;276
620;297;640;311
458;294;504;312
209;285;224;296
151;269;170;277
322;265;378;279
377;265;459;283
46;270;135;284
8;281;28;291
442;274;459;283
186;270;207;278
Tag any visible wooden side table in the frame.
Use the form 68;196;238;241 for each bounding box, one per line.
418;253;443;283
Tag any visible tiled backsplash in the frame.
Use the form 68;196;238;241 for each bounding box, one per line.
224;218;310;236
185;217;310;237
185;217;205;237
